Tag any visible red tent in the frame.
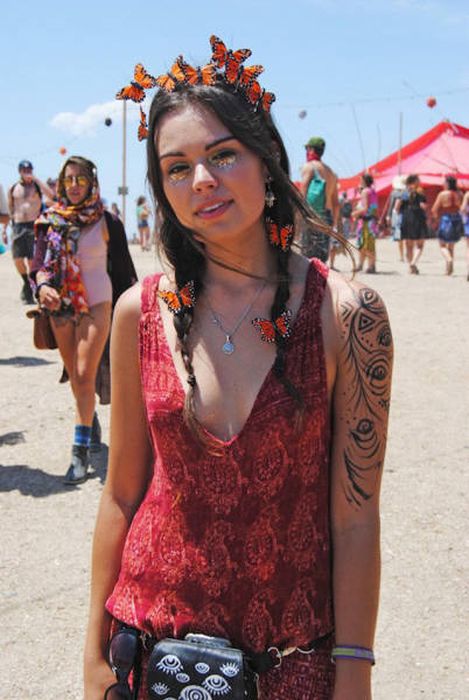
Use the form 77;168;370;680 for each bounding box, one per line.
339;120;469;211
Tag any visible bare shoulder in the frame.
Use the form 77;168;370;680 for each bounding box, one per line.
113;282;143;331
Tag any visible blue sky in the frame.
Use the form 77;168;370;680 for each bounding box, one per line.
1;0;468;233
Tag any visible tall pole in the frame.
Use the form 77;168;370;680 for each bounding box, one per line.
398;112;403;175
122;100;127;228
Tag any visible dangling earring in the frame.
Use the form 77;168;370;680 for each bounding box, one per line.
265;177;276;208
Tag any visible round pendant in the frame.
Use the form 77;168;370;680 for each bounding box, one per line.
222;340;235;355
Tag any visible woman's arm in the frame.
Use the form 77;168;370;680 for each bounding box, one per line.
431;192;442;220
83;283;152;699
329;279;393;700
460;191;469;214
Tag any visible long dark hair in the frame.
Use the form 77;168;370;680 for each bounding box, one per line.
146;78;347;443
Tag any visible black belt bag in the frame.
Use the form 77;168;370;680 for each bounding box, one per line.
147;634;258;699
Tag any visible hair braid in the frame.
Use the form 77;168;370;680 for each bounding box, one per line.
269;243;305;424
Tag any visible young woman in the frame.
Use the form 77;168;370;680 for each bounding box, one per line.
84;38;393;700
353;173;378;273
136;195;151;251
31;156;137;484
396;174;428;275
431;175;463;275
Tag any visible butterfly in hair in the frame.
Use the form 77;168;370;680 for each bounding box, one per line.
266;219;294;252
176;57;216;86
158;281;196;315
238;64;264;88
155;59;187;92
116;63;156;102
137;107;148;141
209;35;252;69
252;309;293;343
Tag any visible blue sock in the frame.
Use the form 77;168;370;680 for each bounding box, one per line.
74;424;92;448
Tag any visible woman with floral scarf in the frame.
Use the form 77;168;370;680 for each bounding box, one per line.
31;156;137;484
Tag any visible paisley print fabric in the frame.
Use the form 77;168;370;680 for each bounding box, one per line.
106;259;335;698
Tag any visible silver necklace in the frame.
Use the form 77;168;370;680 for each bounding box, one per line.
207;281;267;355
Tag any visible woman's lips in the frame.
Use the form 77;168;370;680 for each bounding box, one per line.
195;200;232;220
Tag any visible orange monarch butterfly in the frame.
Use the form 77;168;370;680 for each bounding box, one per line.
259;89;276;113
116;63;156;103
238;64;264;88
266;220;294;252
176;57;216;86
137;108;148;142
244;79;262;106
209;35;251;69
155;59;186;92
252;309;293;343
158;281;196;315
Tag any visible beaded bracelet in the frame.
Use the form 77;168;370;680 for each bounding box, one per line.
331;645;375;665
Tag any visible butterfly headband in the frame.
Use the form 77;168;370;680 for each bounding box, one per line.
116;35;276;142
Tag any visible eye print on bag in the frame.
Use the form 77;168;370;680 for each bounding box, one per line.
202;674;232;696
179;687;212;700
195;662;211;674
156;654;184;675
176;672;191;683
220;662;240;678
151;682;170;695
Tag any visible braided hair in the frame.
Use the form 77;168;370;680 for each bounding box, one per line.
146;79;350;441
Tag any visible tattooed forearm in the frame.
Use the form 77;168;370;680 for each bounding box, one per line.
339;287;393;508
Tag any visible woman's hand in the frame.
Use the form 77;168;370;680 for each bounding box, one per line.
38;283;61;312
83;656;116;700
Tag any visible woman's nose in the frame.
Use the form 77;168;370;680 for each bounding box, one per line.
192;162;218;191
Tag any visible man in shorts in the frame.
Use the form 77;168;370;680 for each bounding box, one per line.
8;161;54;304
300;137;339;263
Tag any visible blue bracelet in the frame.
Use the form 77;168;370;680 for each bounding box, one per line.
331;645;375;665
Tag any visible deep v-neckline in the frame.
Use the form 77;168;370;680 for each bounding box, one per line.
153;263;314;447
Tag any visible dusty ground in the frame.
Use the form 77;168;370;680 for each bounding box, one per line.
1;239;468;699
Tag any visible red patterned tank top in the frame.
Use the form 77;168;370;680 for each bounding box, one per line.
106;259;333;653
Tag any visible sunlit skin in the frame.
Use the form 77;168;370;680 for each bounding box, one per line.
157;104;269;262
63;163;91;205
19;167;34;184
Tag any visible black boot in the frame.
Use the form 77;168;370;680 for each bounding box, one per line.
90;412;102;453
21;274;34;305
64;445;89;485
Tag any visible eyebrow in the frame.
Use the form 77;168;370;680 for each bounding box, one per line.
159;135;236;160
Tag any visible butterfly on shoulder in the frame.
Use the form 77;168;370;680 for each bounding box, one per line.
116;63;156;103
266;219;294;252
251;309;293;343
137;107;148;142
176;57;216;86
158;281;196;315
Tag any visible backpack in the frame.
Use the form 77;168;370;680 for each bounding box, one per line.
306;169;326;216
341;200;353;218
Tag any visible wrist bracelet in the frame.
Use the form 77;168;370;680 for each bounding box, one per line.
36;282;53;299
331;645;375;665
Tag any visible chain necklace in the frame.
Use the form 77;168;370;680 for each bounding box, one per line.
207;281;267;355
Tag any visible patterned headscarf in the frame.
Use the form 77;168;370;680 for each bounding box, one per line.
35;167;104;317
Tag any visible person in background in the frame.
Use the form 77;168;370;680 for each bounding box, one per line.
136;195;151;251
431;175;463;276
0;183;9;253
386;175;406;262
460;189;469;281
395;174;428;275
300;137;339;262
329;190;352;270
353;173;378;273
8;161;54;304
31;156;137;485
111;202;122;221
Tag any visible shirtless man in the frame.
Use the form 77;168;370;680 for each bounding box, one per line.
300;137;339;262
8;161;53;304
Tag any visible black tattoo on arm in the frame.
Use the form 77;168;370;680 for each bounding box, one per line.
339;287;393;508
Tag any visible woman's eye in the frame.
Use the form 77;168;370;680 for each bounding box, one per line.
167;164;189;181
210;150;236;167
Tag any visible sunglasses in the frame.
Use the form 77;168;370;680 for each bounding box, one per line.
63;175;89;188
104;626;140;700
